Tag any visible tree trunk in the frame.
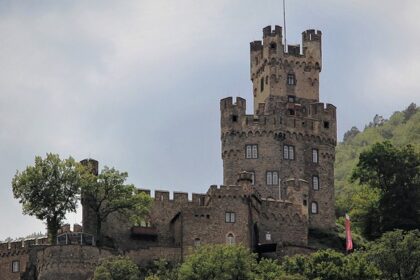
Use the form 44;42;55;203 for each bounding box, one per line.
96;214;102;247
47;217;60;245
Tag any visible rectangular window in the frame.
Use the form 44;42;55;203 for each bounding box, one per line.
12;260;19;273
312;176;319;190
288;95;296;103
312;149;319;163
283;145;295;160
225;212;236;223
245;144;258;159
266;171;279;185
287;74;296;85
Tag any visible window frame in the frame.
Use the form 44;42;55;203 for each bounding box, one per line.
312;149;319;163
245;144;258;159
312;175;319;190
283;145;295;160
287;73;296;85
226;233;235;245
12;260;20;273
266;171;279;185
311;202;318;214
225;212;236;223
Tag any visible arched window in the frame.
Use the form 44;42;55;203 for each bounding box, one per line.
312;176;319;190
312;149;319;163
226;233;235;245
194;238;201;247
311;202;318;214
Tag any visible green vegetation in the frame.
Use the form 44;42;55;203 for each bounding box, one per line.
12;153;86;244
82;166;152;246
93;256;140;280
335;103;420;235
351;142;420;239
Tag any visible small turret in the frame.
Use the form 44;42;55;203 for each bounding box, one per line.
302;29;322;70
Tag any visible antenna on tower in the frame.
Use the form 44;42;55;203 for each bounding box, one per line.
283;0;287;52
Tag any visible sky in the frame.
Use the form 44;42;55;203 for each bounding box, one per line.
0;0;419;240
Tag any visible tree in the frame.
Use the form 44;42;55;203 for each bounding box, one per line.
93;256;140;280
367;229;420;280
12;153;85;244
82;166;152;246
281;249;380;280
178;245;257;280
351;142;420;236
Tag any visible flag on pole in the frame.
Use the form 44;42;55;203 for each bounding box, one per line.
345;213;353;251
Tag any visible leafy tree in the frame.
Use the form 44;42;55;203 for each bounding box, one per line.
367;229;420;280
144;259;179;280
93;256;140;280
178;245;257;280
82;166;152;246
281;249;380;280
351;142;420;237
12;153;85;244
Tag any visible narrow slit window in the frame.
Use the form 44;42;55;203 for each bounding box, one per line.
312;176;319;190
312;149;319;163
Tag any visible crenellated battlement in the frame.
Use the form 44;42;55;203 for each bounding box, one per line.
221;96;337;144
302;29;322;42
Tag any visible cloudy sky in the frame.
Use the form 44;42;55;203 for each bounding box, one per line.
1;0;419;240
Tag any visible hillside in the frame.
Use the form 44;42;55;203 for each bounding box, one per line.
334;103;420;218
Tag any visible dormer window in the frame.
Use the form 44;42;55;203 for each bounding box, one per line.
287;74;296;85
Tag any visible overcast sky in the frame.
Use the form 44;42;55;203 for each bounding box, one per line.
1;0;419;240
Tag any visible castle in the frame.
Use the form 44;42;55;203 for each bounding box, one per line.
0;25;336;280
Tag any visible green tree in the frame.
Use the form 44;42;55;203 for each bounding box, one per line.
82;166;152;246
144;259;179;280
351;142;420;237
93;256;140;280
281;249;380;280
178;245;257;280
12;153;85;244
367;229;420;280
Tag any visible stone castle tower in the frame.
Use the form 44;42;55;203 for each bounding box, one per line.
221;25;336;229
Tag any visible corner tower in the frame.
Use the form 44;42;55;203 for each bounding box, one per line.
221;25;336;230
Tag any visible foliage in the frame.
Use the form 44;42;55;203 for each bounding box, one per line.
93;256;140;280
144;259;179;280
335;104;420;236
82;166;152;246
282;249;380;280
351;142;420;238
367;229;420;280
178;245;256;280
12;153;86;244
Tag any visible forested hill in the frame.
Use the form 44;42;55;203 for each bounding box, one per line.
335;103;420;216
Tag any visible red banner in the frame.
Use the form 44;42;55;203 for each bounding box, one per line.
345;213;353;251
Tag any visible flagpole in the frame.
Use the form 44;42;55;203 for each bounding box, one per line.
283;0;287;52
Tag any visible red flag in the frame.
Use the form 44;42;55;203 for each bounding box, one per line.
345;213;353;251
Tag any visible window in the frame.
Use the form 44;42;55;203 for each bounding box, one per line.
194;238;201;247
283;145;295;160
265;232;271;241
312;149;319;163
266;171;279;185
248;171;255;185
226;233;235;245
260;78;264;91
287;74;296;85
12;261;19;273
311;202;318;214
270;42;277;50
245;144;258;159
225;212;236;223
312;176;319;190
323;121;329;129
232;115;238;122
288;95;296;103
